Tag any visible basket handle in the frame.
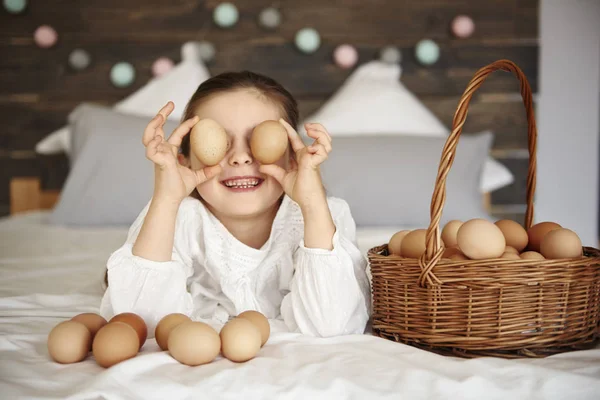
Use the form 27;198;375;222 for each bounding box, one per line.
418;59;537;286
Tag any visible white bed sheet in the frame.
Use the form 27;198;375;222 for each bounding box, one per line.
1;211;599;400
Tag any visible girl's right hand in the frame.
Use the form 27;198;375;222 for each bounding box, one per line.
142;102;222;204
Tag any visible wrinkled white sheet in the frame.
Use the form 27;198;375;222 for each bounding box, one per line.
1;211;599;400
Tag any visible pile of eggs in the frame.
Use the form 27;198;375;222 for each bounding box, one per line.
387;219;584;261
190;118;288;166
47;310;270;368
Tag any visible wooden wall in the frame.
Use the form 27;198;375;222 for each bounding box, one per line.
0;0;538;220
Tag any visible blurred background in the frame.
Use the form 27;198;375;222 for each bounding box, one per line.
0;0;598;245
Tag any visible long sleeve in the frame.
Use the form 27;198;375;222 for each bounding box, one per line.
99;199;196;335
280;199;371;337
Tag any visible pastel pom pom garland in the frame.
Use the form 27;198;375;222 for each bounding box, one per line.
333;44;358;69
110;62;136;88
295;28;321;54
213;2;239;28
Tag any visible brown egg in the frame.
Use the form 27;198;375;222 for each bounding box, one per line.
110;313;147;349
47;321;91;364
220;318;262;363
449;252;469;261
504;246;519;254
527;222;561;252
520;251;545;260
168;321;221;366
457;219;506;260
190;118;229;166
441;220;463;248
540;228;583;259
442;247;463;259
250;120;288;164
388;230;410;256
400;229;442;259
501;252;521;260
71;313;107;350
155;313;191;351
237;310;270;347
495;219;528;252
92;322;139;368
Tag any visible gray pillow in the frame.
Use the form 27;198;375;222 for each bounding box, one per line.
50;104;179;226
320;132;495;228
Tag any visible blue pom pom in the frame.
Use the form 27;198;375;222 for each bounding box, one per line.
110;62;135;88
415;39;440;66
295;28;321;54
213;2;239;28
3;0;26;14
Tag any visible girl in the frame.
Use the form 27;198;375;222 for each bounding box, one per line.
100;71;371;338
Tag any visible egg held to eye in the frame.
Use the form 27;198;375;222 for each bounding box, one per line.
47;321;91;364
190;118;229;166
250;120;288;164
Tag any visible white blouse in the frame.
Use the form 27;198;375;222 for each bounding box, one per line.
99;195;371;337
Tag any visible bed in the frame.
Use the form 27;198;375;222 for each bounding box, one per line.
1;178;599;400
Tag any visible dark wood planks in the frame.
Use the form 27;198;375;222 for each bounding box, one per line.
0;0;539;219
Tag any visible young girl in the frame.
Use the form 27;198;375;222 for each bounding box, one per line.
100;71;371;338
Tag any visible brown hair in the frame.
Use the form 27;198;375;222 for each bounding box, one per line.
104;71;298;288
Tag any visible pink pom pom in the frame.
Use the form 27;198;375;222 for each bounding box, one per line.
451;15;475;39
34;25;58;48
333;44;358;69
152;57;174;77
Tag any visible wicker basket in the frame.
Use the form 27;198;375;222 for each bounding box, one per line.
367;59;600;359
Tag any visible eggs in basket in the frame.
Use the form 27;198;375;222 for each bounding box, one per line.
387;219;583;261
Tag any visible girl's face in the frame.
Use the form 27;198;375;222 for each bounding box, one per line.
180;89;291;219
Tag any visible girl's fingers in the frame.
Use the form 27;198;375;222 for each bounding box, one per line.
308;143;328;157
145;135;162;159
155;102;175;140
306;128;332;153
168;116;199;146
307;144;329;165
279;118;306;153
194;165;222;185
143;114;164;146
258;164;288;187
158;101;175;124
304;122;331;141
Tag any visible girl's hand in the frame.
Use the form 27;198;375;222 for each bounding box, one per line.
259;119;332;209
143;102;221;204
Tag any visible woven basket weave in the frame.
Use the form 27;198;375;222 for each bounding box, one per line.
367;59;600;358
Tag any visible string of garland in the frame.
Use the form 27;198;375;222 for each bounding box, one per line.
4;1;476;88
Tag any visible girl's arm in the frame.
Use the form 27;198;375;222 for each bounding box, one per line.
280;199;371;337
100;199;198;336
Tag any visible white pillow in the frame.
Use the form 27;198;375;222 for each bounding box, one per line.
299;61;514;193
35;41;211;155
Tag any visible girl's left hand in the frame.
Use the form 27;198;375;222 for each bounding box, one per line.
259;119;332;209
